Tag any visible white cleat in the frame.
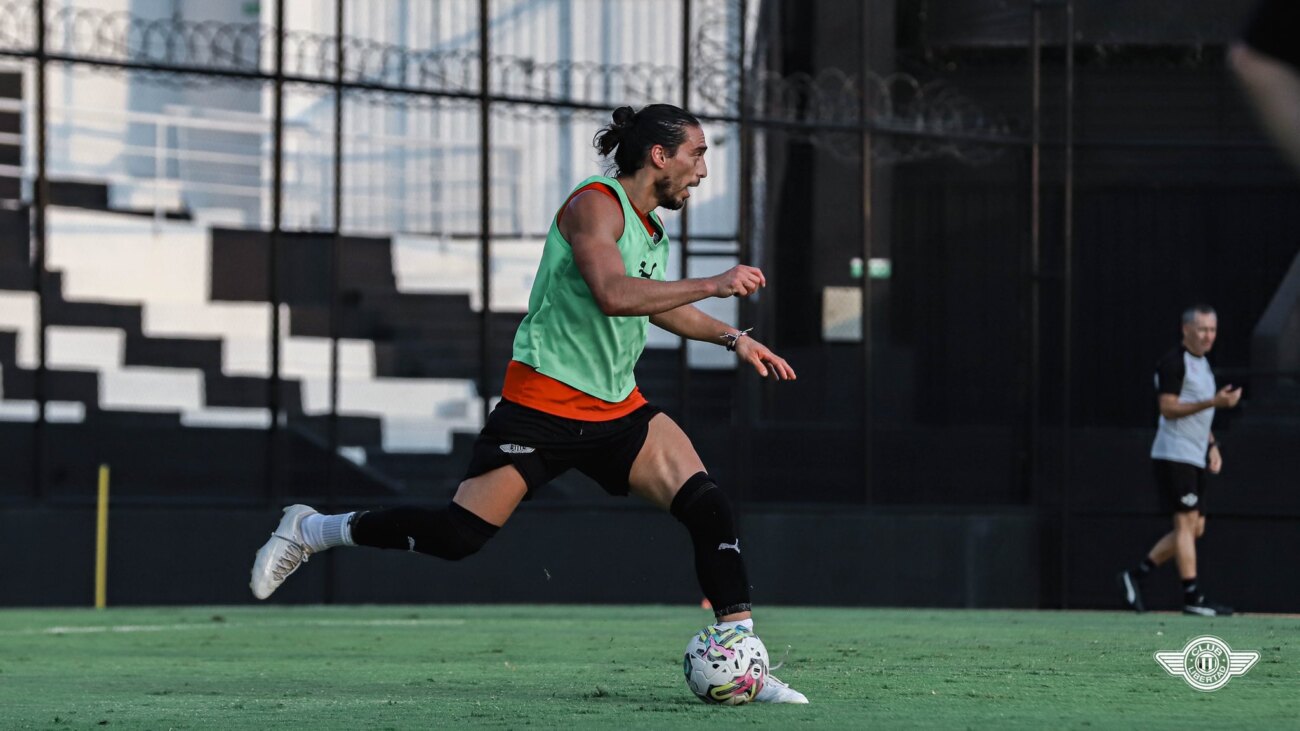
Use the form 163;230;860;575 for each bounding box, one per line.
755;673;809;704
250;504;318;600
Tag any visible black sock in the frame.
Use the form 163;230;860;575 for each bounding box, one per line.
351;503;498;561
670;472;752;618
1183;578;1199;601
1136;557;1155;576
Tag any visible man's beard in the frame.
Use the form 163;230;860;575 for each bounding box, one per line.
655;177;686;210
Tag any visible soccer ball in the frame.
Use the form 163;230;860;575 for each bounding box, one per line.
682;624;768;705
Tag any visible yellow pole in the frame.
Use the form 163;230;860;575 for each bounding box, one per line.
94;464;110;609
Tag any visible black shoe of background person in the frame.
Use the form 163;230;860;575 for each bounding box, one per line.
1118;570;1146;613
1183;595;1234;617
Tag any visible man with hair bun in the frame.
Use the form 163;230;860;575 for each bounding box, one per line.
250;104;809;703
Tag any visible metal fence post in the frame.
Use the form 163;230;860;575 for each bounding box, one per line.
267;0;286;503
478;0;493;425
32;0;48;502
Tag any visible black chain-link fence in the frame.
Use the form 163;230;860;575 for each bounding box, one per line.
1;0;1297;609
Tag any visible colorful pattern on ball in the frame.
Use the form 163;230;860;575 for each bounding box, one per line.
682;625;769;705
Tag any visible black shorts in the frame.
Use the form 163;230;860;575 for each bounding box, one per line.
464;398;662;497
1152;459;1208;514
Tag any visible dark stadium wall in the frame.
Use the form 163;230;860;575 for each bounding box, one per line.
761;2;1300;484
738;0;1300;611
6;503;1297;612
860;6;1300;432
768;0;891;351
2;504;1041;610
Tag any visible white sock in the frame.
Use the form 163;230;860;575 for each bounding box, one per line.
300;512;355;552
715;618;754;632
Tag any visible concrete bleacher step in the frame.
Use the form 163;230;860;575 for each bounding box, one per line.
0;263;33;291
290;293;523;336
283;298;523;384
0;72;18;202
14;257;485;454
49;180;109;210
0;197;750;500
357;430;481;493
124;333;223;371
36;272;312;413
0;192;490;497
286;298;477;338
34;417;399;501
0;330;15;363
278;419;409;496
203;373;275;409
209;225;526;385
289;413;383;446
43;272;144;333
1;363;99;403
0;209;29;267
210;229;397;306
371;341;480;380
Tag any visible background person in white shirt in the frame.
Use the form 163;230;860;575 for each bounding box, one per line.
1120;305;1242;616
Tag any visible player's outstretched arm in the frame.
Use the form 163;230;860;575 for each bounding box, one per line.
651;304;796;380
1230;42;1300;176
564;191;764;316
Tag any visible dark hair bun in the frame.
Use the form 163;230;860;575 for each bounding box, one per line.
593;103;699;177
612;106;635;128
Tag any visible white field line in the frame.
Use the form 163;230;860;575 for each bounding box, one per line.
1;617;467;636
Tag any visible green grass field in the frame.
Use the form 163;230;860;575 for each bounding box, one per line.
0;604;1295;730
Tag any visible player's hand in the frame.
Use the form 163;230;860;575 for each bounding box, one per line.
1207;444;1223;474
708;265;766;298
1212;385;1242;409
734;337;796;381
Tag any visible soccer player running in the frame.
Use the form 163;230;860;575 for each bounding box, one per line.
250;104;808;703
1120;305;1241;617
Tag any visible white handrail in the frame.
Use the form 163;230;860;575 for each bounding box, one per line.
2;94;523;232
